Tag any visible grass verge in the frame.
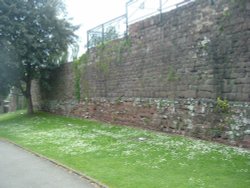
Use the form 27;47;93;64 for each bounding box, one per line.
0;111;249;188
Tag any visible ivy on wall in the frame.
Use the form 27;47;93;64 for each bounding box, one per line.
94;37;131;73
73;53;89;101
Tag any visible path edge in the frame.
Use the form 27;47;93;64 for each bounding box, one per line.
0;138;108;188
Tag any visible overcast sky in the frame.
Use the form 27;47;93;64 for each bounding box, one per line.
64;0;186;55
64;0;126;55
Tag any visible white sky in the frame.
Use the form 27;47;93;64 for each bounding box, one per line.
64;0;126;55
64;0;186;55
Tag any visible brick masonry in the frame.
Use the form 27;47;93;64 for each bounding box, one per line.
34;0;250;147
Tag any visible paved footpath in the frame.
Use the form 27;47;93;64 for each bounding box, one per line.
0;141;97;188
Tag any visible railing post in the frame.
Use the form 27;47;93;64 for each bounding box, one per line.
102;24;105;46
87;30;89;51
126;1;129;38
159;0;162;23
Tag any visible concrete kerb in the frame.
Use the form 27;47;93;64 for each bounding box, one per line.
0;138;108;188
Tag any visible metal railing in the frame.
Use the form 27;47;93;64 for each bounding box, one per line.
87;0;195;49
127;0;195;24
87;15;127;49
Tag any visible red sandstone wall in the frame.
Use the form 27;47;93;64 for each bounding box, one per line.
35;0;250;148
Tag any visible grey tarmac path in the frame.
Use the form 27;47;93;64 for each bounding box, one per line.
0;140;97;188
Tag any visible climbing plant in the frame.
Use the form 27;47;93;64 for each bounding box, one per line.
73;53;89;101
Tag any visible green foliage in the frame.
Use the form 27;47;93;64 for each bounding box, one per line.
219;0;248;33
219;8;231;33
0;44;19;97
73;53;90;101
0;76;10;98
0;112;250;188
73;63;81;102
92;38;131;78
115;95;123;104
105;37;131;54
98;61;110;74
88;26;119;48
119;37;132;49
167;66;178;81
78;53;89;65
0;0;77;113
231;0;248;7
105;26;119;41
116;38;132;63
215;97;230;113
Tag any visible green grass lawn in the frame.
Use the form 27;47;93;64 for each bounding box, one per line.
0;111;249;188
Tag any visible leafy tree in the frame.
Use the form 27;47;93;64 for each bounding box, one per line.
0;41;18;98
0;0;77;114
0;74;10;99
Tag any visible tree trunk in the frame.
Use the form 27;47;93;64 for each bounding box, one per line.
26;80;34;114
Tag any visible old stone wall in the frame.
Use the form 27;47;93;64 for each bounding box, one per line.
37;0;250;147
7;88;26;112
83;0;250;101
42;97;250;147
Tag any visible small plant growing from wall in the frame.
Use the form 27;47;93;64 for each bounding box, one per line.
215;97;230;113
218;0;248;33
167;66;178;81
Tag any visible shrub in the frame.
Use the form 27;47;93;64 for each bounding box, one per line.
215;97;230;113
